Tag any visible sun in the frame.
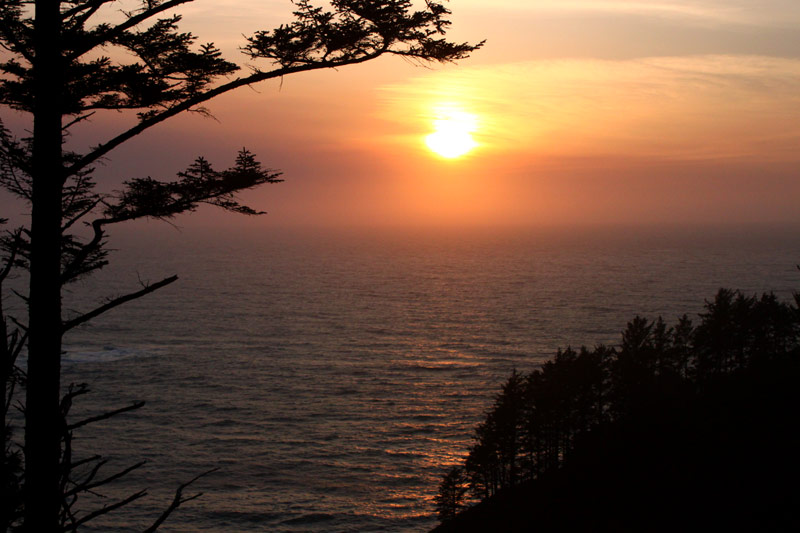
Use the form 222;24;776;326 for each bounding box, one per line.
424;106;479;159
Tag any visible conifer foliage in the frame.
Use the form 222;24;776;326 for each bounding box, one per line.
437;289;800;526
0;1;480;530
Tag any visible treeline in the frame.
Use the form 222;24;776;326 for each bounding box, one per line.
435;288;800;526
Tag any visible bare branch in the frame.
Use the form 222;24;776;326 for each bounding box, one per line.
66;461;146;497
62;275;177;332
66;458;109;497
60;383;91;417
62;111;96;131
67;401;145;432
61;196;103;232
0;228;23;283
142;468;219;533
65;490;148;531
61;0;117;21
68;454;103;471
9;315;27;333
10;327;26;355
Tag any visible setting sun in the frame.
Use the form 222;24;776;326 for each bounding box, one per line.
424;105;479;158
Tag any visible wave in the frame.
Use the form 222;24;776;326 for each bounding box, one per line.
405;360;483;372
62;345;155;363
280;513;336;525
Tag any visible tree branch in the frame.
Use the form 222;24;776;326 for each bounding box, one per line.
9;330;27;364
61;0;117;21
142;468;219;533
65;490;148;531
0;17;33;64
61;196;103;233
66;51;385;177
61;275;178;332
66;458;109;497
9;315;27;333
0;228;22;283
66;461;146;497
62;111;96;131
67;0;194;61
67;401;146;432
67;454;103;471
60;217;109;284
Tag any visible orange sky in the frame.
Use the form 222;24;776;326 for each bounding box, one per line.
4;0;800;228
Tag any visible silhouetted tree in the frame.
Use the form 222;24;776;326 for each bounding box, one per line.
465;420;500;500
0;1;481;530
666;314;693;379
437;286;800;526
464;371;526;498
1;226;25;531
491;370;526;488
435;466;468;523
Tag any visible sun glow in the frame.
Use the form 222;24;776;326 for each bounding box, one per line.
424;105;479;159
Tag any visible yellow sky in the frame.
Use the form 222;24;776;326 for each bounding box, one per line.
5;0;799;228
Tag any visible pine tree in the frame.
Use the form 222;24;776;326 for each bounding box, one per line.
0;1;481;529
435;466;467;523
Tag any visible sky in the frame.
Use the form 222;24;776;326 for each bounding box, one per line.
4;0;800;229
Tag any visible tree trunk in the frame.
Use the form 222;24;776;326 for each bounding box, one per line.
25;0;64;530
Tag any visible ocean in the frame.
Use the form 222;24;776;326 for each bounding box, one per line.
53;224;799;532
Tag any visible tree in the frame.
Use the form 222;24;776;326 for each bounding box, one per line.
435;286;800;526
0;0;481;530
435;466;467;523
1;226;25;530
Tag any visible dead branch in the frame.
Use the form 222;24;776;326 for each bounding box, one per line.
67;401;145;432
64;490;148;531
61;275;178;332
142;468;219;533
66;461;146;497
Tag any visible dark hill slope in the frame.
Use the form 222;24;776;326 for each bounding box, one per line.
433;291;800;532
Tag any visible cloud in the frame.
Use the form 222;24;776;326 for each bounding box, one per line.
377;55;800;162
460;0;800;28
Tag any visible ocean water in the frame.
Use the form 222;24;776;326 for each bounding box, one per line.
54;225;799;532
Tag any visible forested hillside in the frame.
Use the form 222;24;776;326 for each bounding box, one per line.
434;288;800;532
